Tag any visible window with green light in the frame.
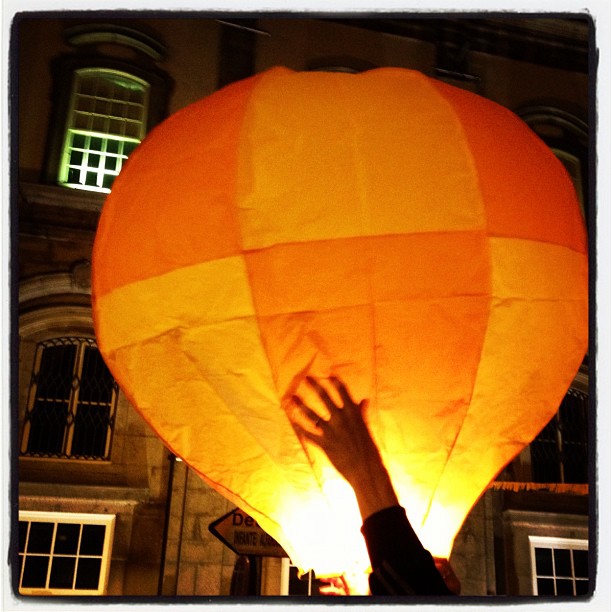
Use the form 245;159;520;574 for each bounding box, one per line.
58;68;149;193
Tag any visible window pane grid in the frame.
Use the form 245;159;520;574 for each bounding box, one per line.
530;537;589;597
21;337;118;460
65;131;140;192
59;68;149;193
18;513;114;595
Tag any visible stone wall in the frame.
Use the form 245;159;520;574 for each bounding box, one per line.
160;461;238;596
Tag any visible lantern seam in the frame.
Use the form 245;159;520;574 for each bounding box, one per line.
414;73;492;534
106;333;302;563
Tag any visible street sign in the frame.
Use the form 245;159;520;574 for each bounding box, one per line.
209;508;287;558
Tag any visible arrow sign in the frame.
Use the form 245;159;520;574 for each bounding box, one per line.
209;508;287;557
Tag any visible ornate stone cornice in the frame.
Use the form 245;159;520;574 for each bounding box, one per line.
19;271;91;305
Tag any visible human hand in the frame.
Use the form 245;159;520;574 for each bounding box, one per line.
291;376;382;485
318;575;350;596
434;558;462;595
292;375;399;521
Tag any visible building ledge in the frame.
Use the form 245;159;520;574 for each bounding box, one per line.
19;481;152;504
502;507;589;530
20;182;106;213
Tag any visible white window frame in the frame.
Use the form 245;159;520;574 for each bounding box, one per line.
58;67;150;193
280;558;319;596
529;535;588;596
18;511;115;596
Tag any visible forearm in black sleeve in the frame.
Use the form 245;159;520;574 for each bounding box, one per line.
361;505;453;596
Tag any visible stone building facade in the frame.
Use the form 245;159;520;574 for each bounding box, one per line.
12;14;592;599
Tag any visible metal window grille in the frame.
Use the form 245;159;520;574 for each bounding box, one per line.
529;388;588;484
58;68;149;193
18;511;115;596
529;536;589;596
20;337;118;460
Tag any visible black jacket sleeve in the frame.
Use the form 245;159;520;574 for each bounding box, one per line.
361;505;453;596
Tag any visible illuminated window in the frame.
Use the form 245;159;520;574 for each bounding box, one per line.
18;511;115;596
20;337;118;460
529;536;589;596
58;68;149;193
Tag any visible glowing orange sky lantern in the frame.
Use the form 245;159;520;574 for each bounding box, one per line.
92;67;588;583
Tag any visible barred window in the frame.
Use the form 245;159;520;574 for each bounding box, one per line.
529;536;589;596
530;388;588;484
18;511;115;596
20;337;118;460
58;68;149;193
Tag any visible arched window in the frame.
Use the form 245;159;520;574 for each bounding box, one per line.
42;24;171;192
57;68;150;193
517;105;589;224
20;336;118;461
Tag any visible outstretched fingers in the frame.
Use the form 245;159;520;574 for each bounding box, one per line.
292;393;324;427
358;398;369;416
290;419;324;448
329;376;359;409
306;376;341;414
